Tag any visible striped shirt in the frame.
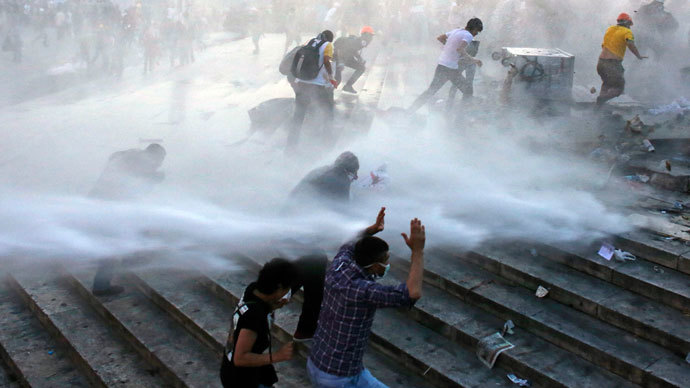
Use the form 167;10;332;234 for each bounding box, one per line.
309;242;414;376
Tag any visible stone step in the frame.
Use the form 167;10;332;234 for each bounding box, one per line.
613;229;690;275
67;267;220;388
534;241;690;313
420;249;690;387
203;266;443;388
386;264;638;388
0;361;17;388
212;258;515;388
459;244;690;357
7;270;166;388
129;267;314;388
0;282;89;387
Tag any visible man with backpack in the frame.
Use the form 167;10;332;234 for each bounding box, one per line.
286;30;337;151
333;26;375;94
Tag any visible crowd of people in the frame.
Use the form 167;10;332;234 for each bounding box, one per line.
0;0;218;75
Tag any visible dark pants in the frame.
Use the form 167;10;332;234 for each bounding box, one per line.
409;64;471;113
287;83;334;150
335;59;366;87
596;58;625;105
92;259;118;292
292;254;328;337
447;59;476;111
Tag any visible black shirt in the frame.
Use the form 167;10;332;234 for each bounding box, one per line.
220;283;278;388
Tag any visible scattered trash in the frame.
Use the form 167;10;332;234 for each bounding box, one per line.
590;87;597;94
685;353;690;364
422;366;432;376
613;250;636;262
626;115;645;133
502;320;515;336
48;350;54;355
625;174;650;183
476;332;515;369
675;201;684;210
535;286;549;298
529;248;538;257
662;159;672;172
598;243;616;260
653;266;665;274
642;139;655;152
507;373;531;387
648;97;690;116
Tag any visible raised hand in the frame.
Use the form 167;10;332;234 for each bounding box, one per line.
401;218;425;252
364;207;386;236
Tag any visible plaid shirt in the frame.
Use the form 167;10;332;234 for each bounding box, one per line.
309;242;414;376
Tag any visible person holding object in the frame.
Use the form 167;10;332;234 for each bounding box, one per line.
220;258;297;388
307;207;426;387
407;18;483;113
596;13;647;107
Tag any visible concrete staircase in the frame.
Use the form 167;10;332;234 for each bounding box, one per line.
0;226;688;387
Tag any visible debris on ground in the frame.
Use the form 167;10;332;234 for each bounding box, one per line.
653;266;665;274
662;159;672;172
642;139;655;152
507;373;531;387
529;248;538;257
648;97;690;116
625;174;650;183
613;249;636;262
535;286;549;298
476;332;515;369
598;243;616;260
502;320;515;336
626;115;646;134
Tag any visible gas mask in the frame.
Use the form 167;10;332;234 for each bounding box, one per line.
365;262;390;280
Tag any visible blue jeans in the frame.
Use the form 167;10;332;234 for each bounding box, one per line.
307;358;388;388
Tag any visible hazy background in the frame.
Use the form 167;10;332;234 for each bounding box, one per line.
1;0;686;268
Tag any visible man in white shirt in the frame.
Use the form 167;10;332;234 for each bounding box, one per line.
408;18;483;113
287;30;337;151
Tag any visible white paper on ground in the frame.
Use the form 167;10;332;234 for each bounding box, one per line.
598;243;615;261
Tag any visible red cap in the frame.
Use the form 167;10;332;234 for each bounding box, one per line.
360;26;375;35
617;13;632;22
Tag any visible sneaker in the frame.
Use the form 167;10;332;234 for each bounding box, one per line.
342;84;357;94
93;285;125;297
293;330;314;343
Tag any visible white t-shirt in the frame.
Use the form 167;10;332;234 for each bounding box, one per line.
297;39;334;87
437;29;473;69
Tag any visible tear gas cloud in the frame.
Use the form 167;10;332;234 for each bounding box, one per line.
0;0;685;268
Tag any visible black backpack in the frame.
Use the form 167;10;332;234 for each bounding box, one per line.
279;45;301;76
291;38;327;80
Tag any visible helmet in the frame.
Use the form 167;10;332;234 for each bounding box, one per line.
360;26;375;35
617;13;632;22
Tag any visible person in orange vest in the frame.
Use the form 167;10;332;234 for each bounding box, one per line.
596;13;647;107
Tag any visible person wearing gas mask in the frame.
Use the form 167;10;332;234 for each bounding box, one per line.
307;207;426;387
333;26;375;94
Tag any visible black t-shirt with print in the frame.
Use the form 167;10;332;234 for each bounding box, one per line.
220;283;278;388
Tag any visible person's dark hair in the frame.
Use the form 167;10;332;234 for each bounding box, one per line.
465;18;483;32
256;258;297;294
145;143;166;158
354;236;389;267
334;151;359;174
320;30;334;42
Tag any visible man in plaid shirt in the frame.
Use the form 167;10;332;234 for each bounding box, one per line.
307;207;426;387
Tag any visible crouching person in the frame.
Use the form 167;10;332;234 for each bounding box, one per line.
221;258;297;388
307;207;426;387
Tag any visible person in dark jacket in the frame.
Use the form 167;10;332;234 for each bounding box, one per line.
221;258;297;388
289;151;359;205
333;26;375;94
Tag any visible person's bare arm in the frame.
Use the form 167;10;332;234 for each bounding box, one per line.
627;41;647;60
232;329;293;367
324;54;333;77
401;218;425;300
437;34;447;44
457;40;482;67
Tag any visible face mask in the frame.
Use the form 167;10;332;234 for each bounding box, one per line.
365;262;390;280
